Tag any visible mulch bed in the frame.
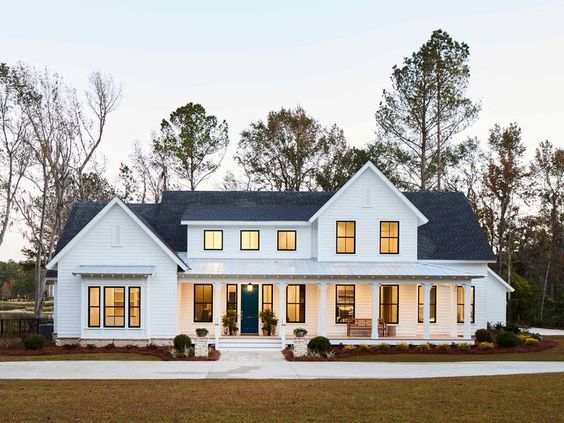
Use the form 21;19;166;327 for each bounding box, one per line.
283;339;558;361
0;341;220;361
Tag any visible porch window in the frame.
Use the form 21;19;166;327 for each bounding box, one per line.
380;221;399;254
88;286;100;328
380;285;399;324
194;284;213;322
226;284;238;312
262;284;273;314
457;286;475;323
417;285;437;323
104;287;125;327
129;287;141;328
204;230;223;250
336;221;355;254
240;230;260;250
277;230;297;251
286;284;305;323
335;285;355;324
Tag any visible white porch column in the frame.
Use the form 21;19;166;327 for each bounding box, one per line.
213;281;222;349
423;282;432;340
463;283;472;339
370;282;381;339
278;282;287;349
318;281;328;337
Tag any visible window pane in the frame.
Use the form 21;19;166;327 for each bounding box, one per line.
389;222;399;237
89;287;99;307
129;308;140;327
287;231;296;249
263;285;272;303
389;238;398;253
89;308;99;326
129;288;140;307
345;238;354;253
337;222;346;237
346;222;355;237
381;222;390;238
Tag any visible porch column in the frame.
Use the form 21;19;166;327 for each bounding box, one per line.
213;281;222;349
423;282;432;340
278;282;287;349
318;281;328;337
370;282;381;339
463;283;472;339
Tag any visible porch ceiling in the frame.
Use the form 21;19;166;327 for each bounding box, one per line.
179;258;483;280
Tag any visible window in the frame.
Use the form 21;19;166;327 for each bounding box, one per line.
277;230;297;251
194;284;213;322
380;221;399;254
240;230;260;250
262;284;273;317
129;287;141;328
104;287;125;327
417;285;437;323
226;284;238;312
457;286;475;323
336;221;355;254
88;286;100;327
336;285;355;324
380;285;399;324
287;284;305;323
204;230;223;250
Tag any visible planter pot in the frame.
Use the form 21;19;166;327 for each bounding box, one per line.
294;331;307;338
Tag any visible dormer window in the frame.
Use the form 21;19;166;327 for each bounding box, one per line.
336;221;355;254
240;230;260;250
380;221;399;254
204;230;223;250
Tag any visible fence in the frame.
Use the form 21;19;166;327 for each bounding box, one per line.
0;318;54;338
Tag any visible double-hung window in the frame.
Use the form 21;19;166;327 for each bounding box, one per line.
240;230;260;250
380;221;399;254
194;284;213;322
380;285;399;324
336;221;355;254
204;230;223;250
335;285;355;323
88;287;100;327
457;286;475;323
128;287;141;328
277;230;296;251
262;284;273;314
104;287;126;327
417;285;437;323
226;284;238;312
286;284;306;323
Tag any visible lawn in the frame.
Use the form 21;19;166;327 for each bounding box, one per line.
0;353;160;361
341;336;564;362
0;375;563;422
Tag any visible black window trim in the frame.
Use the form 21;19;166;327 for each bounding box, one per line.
194;283;214;323
277;230;297;251
457;285;476;324
103;286;126;328
226;284;238;312
203;229;223;251
240;229;260;251
88;286;101;328
379;284;399;324
336;220;356;254
335;284;355;324
417;284;437;324
128;286;141;328
286;284;306;324
380;221;400;255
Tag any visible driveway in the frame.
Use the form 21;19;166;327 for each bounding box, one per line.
1;352;563;379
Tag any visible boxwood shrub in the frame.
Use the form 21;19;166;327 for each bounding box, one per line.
495;330;518;348
23;334;45;350
173;334;191;350
474;328;493;343
307;336;331;354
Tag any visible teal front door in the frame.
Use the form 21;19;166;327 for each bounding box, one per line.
241;284;259;334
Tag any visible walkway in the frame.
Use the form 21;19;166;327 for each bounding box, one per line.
1;352;563;379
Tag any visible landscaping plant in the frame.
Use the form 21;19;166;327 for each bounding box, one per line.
22;334;45;350
292;327;308;338
195;328;209;337
173;334;191;350
307;336;331;354
495;331;518;348
395;343;409;351
478;342;495;350
474;328;493;342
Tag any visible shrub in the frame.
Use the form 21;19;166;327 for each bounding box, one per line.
23;334;45;350
435;344;450;354
496;331;518;348
173;334;192;350
503;323;521;333
195;328;209;337
307;336;331;354
86;343;96;349
517;334;529;344
474;328;493;342
530;332;542;341
415;343;431;352
325;350;336;359
357;344;371;352
293;328;308;337
375;343;390;352
524;337;540;347
344;344;357;352
395;342;409;351
478;342;495;350
457;343;472;352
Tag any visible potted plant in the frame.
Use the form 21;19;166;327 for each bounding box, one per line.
195;328;209;338
293;328;308;338
221;310;238;335
259;310;278;336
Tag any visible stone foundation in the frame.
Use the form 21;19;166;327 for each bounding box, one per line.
293;337;308;357
195;337;209;357
56;338;174;348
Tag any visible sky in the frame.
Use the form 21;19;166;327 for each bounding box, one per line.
1;0;563;260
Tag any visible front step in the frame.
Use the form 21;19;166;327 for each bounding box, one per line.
217;337;283;352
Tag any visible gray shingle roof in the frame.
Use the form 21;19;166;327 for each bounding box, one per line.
54;190;495;261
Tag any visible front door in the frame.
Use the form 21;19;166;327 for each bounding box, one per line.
241;284;259;334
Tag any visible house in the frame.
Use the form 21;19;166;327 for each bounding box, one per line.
46;162;513;350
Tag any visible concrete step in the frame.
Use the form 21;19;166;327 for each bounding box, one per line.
218;337;283;351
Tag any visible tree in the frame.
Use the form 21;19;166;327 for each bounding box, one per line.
153;102;229;191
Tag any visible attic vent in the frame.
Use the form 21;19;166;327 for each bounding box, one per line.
362;186;373;208
111;224;122;246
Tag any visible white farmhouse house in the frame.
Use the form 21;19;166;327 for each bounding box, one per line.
46;162;513;350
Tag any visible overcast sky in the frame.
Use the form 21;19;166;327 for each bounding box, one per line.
1;0;563;260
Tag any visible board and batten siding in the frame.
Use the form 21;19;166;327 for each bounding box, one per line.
316;170;419;262
56;204;178;340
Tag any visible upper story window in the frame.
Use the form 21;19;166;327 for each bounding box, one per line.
204;230;223;250
277;230;297;251
336;221;356;254
240;230;260;251
380;221;399;254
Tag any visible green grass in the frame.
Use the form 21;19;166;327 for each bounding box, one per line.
0;353;161;361
0;375;562;422
342;336;564;362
